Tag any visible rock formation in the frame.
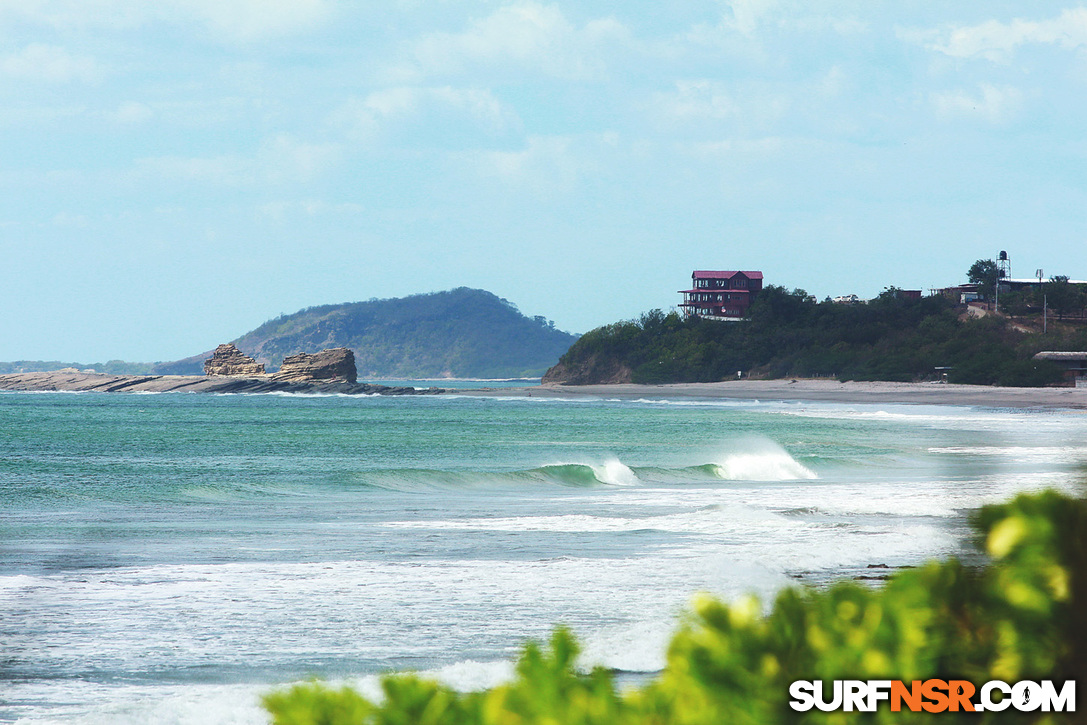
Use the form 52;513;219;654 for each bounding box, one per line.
203;344;265;376
542;356;632;385
273;347;357;383
0;370;441;395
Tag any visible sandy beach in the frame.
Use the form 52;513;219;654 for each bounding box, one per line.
2;371;1085;409
459;379;1087;410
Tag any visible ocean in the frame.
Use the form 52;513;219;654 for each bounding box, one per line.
1;390;1085;723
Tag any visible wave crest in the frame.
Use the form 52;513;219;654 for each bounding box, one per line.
709;441;818;481
533;460;639;487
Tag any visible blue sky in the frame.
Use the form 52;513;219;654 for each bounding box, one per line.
2;1;1086;362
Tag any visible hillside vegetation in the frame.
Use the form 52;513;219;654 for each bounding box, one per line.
545;286;1087;387
156;288;577;379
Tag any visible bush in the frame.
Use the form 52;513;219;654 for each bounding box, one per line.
265;491;1085;724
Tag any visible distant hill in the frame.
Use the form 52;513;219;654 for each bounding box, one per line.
0;360;158;375
154;288;579;379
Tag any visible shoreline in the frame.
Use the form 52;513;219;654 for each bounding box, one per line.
2;371;1086;409
457;379;1087;410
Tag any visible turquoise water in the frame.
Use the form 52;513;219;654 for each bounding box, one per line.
361;378;540;389
2;391;1085;723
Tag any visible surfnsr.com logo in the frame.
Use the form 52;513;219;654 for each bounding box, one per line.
789;679;1076;713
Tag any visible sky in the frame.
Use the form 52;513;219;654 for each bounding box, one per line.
2;1;1086;362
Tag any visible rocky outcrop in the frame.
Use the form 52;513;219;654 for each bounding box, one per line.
0;371;442;395
542;356;633;385
273;347;357;383
204;344;265;376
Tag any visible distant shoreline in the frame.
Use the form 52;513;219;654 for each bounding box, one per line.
3;372;1085;410
456;379;1087;410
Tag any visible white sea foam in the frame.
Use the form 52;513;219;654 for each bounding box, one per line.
247;391;380;398
710;439;817;481
579;618;674;673
776;405;1084;434
712;453;816;481
628;397;767;408
424;659;517;691
928;445;1087;464
3;681;268;725
2;388;90;395
592;458;640;486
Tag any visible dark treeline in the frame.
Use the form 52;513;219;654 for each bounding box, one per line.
552;286;1087;386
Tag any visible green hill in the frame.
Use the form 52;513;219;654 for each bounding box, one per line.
545;286;1087;387
155;288;578;379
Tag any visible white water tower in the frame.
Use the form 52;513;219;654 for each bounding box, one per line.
998;250;1011;281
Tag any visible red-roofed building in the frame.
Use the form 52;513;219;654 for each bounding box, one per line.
679;270;764;319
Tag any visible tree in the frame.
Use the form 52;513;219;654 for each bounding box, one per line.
967;258;1004;301
1002;289;1036;317
1044;275;1076;320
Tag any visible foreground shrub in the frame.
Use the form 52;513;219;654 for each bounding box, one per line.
265;491;1085;724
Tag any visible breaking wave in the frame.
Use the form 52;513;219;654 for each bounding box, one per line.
340;442;815;493
709;452;817;481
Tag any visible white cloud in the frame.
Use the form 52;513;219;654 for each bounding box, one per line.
0;0;331;43
649;80;789;132
368;87;511;127
723;0;779;36
0;44;100;83
929;7;1087;61
655;80;739;121
258;134;341;182
932;84;1023;122
136;154;253;185
135;134;340;186
462;134;607;195
399;2;630;81
181;0;331;43
789;15;868;36
0;0;144;31
684;0;864;54
51;211;89;227
0;103;85;126
332;86;519;144
257;199;363;222
684;136;786;158
110;101;154;124
816;65;847;97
